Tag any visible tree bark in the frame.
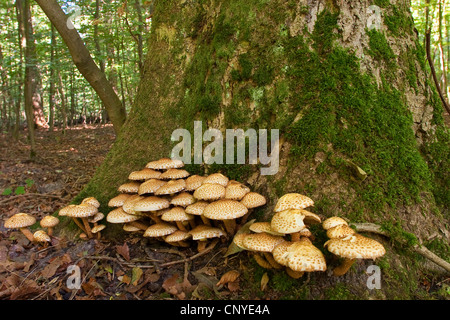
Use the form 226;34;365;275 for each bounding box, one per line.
35;0;126;135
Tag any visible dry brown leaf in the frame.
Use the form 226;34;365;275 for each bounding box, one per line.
116;242;130;261
216;270;240;287
260;272;269;291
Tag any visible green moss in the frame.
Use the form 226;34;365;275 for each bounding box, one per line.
324;282;359;300
366;29;396;69
384;5;414;37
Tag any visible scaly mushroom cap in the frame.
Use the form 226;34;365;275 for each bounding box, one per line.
185;201;209;216
88;212;105;224
202;199;248;220
117;181;141;193
106;207;141;223
161;207;194;222
165;230;192;243
188;224;226;240
145;158;184;170
285;239;327;272
274;193;314;212
4;213;36;229
193;183;226;201
58;204;77;216
225;183;251;200
143;222;178;237
133;196;170;212
272;241;294;266
185;175;206;191
81;197;100;208
128;168;162;181
322;216;348;230
138;179;166;195
91;224;106;234
40;215;60;228
249;222;284;236
202;173;229;187
33;230;51;243
65;204;98;218
242;233;286;252
270;209;306;234
232;233;249;249
240;192;267;209
324;234;386;260
326;224;355;239
122;194;146;214
108;194;132;207
154;179;186;195
123;223;142;232
170;192;196;207
159;168;190;180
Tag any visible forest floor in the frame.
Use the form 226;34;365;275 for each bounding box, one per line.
0;125;262;300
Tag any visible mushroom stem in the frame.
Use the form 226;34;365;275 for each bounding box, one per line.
176;241;190;247
188;220;196;229
176;221;188;232
291;232;301;242
223;219;236;235
285;268;304;279
240;210;252;225
253;253;273;269
47;227;54;237
19;227;35;243
197;240;208;252
72;218;87;234
333;258;356;276
200;216;211;226
263;252;283;269
149;213;162;224
81;218;93;239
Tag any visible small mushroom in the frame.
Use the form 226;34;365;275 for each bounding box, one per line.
324;234;386;276
240;232;286;269
170;192;196;207
4;213;36;242
188;224;226;252
193;183;226;201
274;193;314;212
143;222;178;241
161;207;196;231
184;175;206;191
39;215;60;237
165;230;192;247
146;158;184;170
33;230;51;247
185;201;211;226
202;199;248;235
107;207;148;230
138;179;166;195
128;168;161;181
62;204;98;239
89;212;105;239
91;224;106;239
154;179;186;196
202;173;229;187
81;197;100;208
108;194;132;207
159;168;190;180
239;192;267;224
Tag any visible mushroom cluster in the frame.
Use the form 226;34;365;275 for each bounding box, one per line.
322;216;386;276
232;193;327;278
105;158;267;251
3;212;59;247
58;197;105;239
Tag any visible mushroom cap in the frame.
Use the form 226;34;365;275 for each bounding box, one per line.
146;158;184;170
133;196;170;212
143;222;178;237
301;210;322;224
40;215;60;228
272;241;294;266
123;223;142;232
202;199;248;220
185;201;209;216
88;212;105;224
165;230;192;243
285;240;327;272
240;192;267;209
170;192;196;207
249;222;284;236
128;168;162;181
185;175;206;191
81;197;100;208
154;179;186;195
117;181;141;193
322;216;348;230
91;224;106;234
274;193;314;212
4;213;36;229
193;183;226;201
161;207;194;222
159;168;190;180
122;194;146;214
202;173;229;187
324;234;386;260
270;209;306;234
225;183;251;200
188;224;226;240
58;204;77;216
106;207;141;223
108;194;132;207
242;233;286;252
65;204;98;218
33;230;51;243
138;179;166;195
232;233;249;249
326;224;355;239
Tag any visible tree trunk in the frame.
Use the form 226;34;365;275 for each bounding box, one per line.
35;0;126;135
76;0;449;297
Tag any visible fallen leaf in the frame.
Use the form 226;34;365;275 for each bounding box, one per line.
224;219;255;257
116;242;130;261
260;272;269;291
131;267;143;286
217;270;240;287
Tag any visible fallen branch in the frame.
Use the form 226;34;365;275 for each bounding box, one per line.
0;193;64;205
351;222;450;273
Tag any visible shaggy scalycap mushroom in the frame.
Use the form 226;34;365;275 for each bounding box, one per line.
274;193;314;212
4;213;37;242
202;199;248;234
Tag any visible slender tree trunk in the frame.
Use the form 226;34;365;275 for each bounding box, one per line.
48;24;56;132
35;0;126;135
57;71;67;134
437;0;448;100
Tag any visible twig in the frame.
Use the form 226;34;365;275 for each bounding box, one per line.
351;222;450;273
0;193;63;205
159;239;220;268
